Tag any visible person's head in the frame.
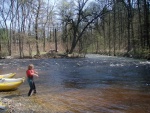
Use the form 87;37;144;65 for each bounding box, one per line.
28;64;34;70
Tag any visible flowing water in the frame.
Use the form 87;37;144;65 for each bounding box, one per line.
0;54;150;113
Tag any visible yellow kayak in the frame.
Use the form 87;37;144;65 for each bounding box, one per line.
0;77;25;83
0;102;5;109
0;73;16;78
0;78;24;91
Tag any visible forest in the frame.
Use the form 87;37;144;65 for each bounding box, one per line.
0;0;149;59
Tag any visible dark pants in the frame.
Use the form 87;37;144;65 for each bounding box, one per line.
28;78;36;96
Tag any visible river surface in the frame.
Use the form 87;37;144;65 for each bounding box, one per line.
0;54;150;113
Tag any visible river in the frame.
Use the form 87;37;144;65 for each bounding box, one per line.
0;54;150;113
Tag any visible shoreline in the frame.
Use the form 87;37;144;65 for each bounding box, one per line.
1;51;149;60
0;52;86;59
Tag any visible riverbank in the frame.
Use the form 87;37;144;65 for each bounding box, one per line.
1;50;149;60
0;91;51;112
0;97;24;112
1;52;86;59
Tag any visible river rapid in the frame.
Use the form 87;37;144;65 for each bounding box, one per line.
0;54;150;113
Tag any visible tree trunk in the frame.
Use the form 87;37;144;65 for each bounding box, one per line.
54;28;57;52
127;0;132;53
137;0;143;50
113;0;116;56
102;17;106;53
43;27;46;52
143;0;149;50
9;24;12;56
35;18;40;56
108;11;111;56
69;37;76;54
69;26;77;54
35;28;40;56
35;1;41;56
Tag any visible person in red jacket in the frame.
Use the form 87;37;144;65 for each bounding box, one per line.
26;64;39;96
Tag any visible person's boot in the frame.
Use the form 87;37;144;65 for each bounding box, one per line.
34;89;36;94
28;89;32;96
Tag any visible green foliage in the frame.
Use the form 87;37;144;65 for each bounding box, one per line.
0;28;9;41
127;48;150;59
139;49;150;59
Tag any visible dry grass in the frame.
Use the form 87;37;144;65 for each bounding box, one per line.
10;42;65;58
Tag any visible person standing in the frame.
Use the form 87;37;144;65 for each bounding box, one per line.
26;64;39;96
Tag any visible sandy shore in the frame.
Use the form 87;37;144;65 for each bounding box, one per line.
1;97;24;112
0;90;50;113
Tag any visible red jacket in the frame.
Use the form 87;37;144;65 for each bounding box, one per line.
26;69;35;78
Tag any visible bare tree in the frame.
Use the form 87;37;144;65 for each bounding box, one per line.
0;0;12;56
59;0;109;54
